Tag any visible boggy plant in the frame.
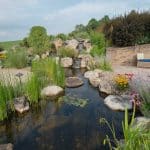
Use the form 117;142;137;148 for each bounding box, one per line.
100;105;150;150
32;58;65;87
0;73;21;120
24;74;41;104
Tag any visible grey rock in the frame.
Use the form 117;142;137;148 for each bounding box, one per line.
41;86;64;98
14;96;29;113
66;77;84;88
104;95;132;111
0;143;13;150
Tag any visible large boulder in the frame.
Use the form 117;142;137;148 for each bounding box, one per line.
78;54;93;68
104;95;132;111
99;80;113;95
84;70;100;80
83;40;92;53
61;57;73;68
14;96;29;113
66;77;84;88
0;143;13;150
53;38;63;50
65;39;78;50
132;117;150;130
89;77;101;88
41;85;64;98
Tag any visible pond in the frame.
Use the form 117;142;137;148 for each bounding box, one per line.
0;69;125;150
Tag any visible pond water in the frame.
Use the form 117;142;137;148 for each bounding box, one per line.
0;69;125;150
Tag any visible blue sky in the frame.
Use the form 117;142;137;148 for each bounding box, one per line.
0;0;150;41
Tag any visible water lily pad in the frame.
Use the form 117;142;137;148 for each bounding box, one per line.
58;94;89;107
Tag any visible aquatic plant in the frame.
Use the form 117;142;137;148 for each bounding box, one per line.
32;58;65;87
100;105;150;150
59;94;88;107
4;48;28;69
24;74;41;104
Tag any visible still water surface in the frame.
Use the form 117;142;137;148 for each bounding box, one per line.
0;69;124;150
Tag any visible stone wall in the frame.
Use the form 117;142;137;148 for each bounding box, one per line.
106;44;150;66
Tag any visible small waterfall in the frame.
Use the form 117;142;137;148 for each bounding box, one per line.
72;58;81;69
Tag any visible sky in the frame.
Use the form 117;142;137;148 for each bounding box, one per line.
0;0;150;41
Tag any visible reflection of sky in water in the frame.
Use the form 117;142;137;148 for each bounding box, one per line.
0;69;124;150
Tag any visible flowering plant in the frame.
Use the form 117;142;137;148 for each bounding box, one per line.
0;53;6;59
130;91;141;107
114;74;129;90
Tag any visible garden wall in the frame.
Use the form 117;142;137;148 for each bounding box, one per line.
106;44;150;66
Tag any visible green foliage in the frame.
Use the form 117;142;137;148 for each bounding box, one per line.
0;45;4;52
20;37;29;48
90;45;104;57
56;33;68;41
28;26;50;55
90;32;106;56
24;74;40;104
104;10;150;47
0;74;21;121
4;48;28;69
57;47;78;58
0;40;21;51
95;56;112;71
100;106;150;150
138;84;150;117
32;58;65;87
86;18;100;31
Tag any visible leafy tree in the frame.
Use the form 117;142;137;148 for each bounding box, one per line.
75;24;86;32
20;37;29;48
28;26;50;55
56;33;67;41
86;18;99;32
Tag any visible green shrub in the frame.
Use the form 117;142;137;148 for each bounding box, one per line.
32;58;65;87
4;48;28;69
90;32;106;56
57;47;78;58
90;45;105;57
20;37;29;48
95;56;112;71
28;26;50;55
24;74;40;104
0;45;4;52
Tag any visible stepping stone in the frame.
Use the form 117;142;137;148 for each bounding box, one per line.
66;77;84;88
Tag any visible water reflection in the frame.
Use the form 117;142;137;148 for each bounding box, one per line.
0;69;124;150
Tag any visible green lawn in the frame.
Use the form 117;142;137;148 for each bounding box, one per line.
0;40;21;51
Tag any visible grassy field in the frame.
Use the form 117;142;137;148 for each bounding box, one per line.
0;40;21;51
